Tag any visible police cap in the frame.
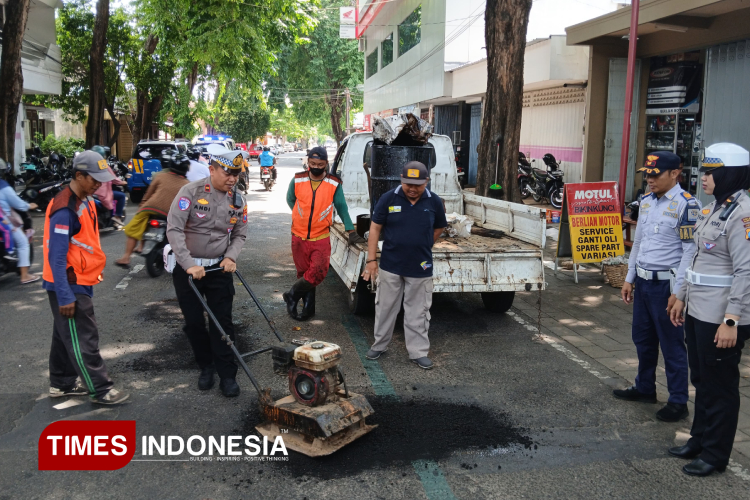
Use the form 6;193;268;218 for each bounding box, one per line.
637;151;681;176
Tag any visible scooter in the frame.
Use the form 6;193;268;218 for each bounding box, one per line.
94;198;126;231
0;211;34;279
141;216;168;277
261;166;276;191
20;179;68;211
517;152;532;200
526;153;565;209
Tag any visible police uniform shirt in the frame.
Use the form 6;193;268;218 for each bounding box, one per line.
676;190;750;325
166;177;248;270
625;183;701;295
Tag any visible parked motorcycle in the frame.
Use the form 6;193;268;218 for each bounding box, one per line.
261;166;276;191
517;152;532;200
524;153;564;209
0;210;34;278
20;179;68;211
141;216;168;277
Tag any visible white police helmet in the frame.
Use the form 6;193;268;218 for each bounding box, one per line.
700;142;750;171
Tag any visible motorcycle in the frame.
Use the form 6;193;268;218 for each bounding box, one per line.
261;166;276;191
524;153;564;209
20;179;68;211
141;216;168;277
517;152;532;200
0;210;34;279
93;197;126;231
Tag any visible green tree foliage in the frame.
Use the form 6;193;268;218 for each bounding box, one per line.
283;0;363;144
216;82;270;143
26;0;134;124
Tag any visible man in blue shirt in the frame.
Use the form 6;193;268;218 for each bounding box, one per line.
362;161;447;369
614;151;700;422
258;147;276;182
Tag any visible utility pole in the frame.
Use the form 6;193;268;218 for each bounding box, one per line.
345;88;351;132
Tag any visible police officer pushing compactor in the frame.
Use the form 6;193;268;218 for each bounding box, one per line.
615;151;700;422
167;148;248;397
669;143;750;477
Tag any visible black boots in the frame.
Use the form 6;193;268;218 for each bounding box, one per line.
300;288;316;321
283;278;314;320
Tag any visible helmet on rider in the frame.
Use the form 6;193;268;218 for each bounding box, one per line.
170;154;191;177
263;147;270;152
187;147;201;161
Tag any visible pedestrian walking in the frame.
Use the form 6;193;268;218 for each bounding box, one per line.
282;146;359;320
669;142;750;477
363;161;447;370
167;147;248;397
614;151;701;422
42;150;129;404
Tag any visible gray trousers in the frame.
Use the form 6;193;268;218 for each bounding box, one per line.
48;292;113;398
371;268;433;359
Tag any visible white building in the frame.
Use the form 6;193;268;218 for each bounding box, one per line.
357;0;621;185
7;0;63;168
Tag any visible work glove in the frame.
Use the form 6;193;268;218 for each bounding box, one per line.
348;232;367;246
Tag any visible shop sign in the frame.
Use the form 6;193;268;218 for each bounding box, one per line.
363;114;371;131
646;55;701;115
557;182;625;263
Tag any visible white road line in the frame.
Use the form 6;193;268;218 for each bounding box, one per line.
507;311;609;380
53;399;86;410
509;310;750;481
115;264;145;289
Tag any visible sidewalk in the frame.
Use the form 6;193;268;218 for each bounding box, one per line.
515;249;750;458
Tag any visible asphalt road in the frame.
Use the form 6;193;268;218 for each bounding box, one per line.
1;151;749;499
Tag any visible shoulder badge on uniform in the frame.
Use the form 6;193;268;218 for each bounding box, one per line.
679;226;694;240
178;197;191;211
746;228;750;241
687;208;699;222
242;205;248;223
204;184;211;193
681;192;693;200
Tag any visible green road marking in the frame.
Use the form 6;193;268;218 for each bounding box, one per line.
341;314;396;397
342;314;456;500
68;318;95;397
413;460;459;500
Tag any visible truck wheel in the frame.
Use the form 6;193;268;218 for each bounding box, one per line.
349;278;375;315
130;190;143;204
481;291;515;313
145;250;164;277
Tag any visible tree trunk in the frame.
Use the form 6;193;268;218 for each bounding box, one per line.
327;91;344;145
85;0;110;149
105;99;120;151
0;0;31;178
475;0;532;202
130;35;160;156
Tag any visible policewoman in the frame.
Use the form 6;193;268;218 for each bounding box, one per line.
167;148;248;397
282;146;357;321
670;143;750;476
615;151;700;422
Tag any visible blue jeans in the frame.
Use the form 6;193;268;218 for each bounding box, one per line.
112;191;126;217
632;275;689;404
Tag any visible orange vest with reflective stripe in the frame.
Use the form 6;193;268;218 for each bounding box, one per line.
291;172;341;240
43;187;106;286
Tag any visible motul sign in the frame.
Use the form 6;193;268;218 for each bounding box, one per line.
573;189;614;201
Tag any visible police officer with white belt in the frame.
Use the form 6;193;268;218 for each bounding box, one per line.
615;151;700;422
167;148;248;397
669;143;750;477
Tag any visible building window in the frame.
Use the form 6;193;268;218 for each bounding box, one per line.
398;5;421;56
367;48;379;79
381;33;394;68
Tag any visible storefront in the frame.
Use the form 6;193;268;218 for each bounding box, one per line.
567;0;750;205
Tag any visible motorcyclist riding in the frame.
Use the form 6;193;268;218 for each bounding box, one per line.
258;146;277;183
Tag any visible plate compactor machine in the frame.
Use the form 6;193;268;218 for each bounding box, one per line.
189;269;376;457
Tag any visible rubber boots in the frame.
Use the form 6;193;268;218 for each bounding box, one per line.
300;288;316;321
283;278;314;320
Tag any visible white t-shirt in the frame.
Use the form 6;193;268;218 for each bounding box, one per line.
186;160;210;182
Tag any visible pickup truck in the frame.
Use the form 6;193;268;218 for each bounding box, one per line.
328;132;547;315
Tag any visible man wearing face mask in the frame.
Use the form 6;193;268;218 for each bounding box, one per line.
669;143;750;477
283;146;358;320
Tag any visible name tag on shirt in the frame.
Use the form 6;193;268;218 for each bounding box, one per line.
389;206;401;213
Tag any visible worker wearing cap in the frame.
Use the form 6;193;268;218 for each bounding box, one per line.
669;143;750;477
283;146;358;321
614;151;700;422
362;161;447;370
42;150;129;405
167;148;248;397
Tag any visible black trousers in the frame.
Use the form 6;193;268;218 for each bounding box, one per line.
172;264;238;380
685;314;750;467
48;292;113;398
